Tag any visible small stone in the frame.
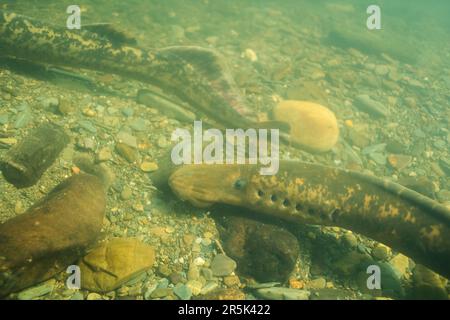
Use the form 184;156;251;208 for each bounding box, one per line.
140;161;158;172
116;143;139;163
78;120;97;133
255;287;310;300
387;154;412;171
82;107;97;117
97;147;113;162
210;254;237;277
120;186;133;200
374;65;390;76
169;272;185;285
86;293;103;300
0;137;17;146
116;132;137;148
389;254;410;278
122;107;134;117
40;97;59;109
173;284;192;300
273;100;339;152
186;280;203;296
372;244;391;260
57;98;75;115
0;113;9;125
187;262;200;281
200;268;213;281
342;232;358;248
14;201;25;214
158;265;171;277
193;257;205;266
17;280;55;300
354;95;389;118
150;288;172;299
307;277;327;289
129;118;146;131
242;48;258;62
223;275;240;287
200;281;218;295
156;136;168;148
183;234;195;246
132;203;144;212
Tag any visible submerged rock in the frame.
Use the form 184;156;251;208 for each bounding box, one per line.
0;174;106;297
272;100;339;152
217;216;299;282
79;238;155;293
354;95;389;118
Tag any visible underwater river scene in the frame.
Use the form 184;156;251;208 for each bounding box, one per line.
0;0;449;301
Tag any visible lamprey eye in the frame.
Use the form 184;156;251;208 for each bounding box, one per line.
233;179;247;190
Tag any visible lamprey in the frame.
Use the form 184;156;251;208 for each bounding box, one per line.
168;161;450;278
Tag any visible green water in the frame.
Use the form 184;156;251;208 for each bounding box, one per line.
0;0;449;301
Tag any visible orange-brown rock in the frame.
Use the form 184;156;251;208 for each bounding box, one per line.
273;100;339;152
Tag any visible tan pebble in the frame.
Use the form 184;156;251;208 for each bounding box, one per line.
71;166;81;174
186;280;203;296
273;100;339;152
140;161;158;172
86;293;103;300
82;108;97;117
132;203;144;212
223;275;241;287
0;138;17;145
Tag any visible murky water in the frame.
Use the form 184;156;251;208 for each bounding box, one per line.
0;0;449;300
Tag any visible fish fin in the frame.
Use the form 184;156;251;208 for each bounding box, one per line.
82;23;137;47
253;121;291;133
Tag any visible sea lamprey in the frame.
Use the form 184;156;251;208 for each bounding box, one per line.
0;10;259;130
168;161;450;278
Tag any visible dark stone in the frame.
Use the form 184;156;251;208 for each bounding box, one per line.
216;216;299;282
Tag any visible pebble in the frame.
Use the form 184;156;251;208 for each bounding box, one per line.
150;288;172;299
223;275;240;287
255;287;310;300
140;161;158;172
129;118;146;131
200;281;218;295
116;143;139;163
17;281;55;300
0;113;9;125
342;232;358;248
14;110;33;128
354;95;389;118
242;48;258;62
97;147;113;162
387;154;412;171
117;132;137;148
186;280;203;296
307;278;327;289
14;201;25;214
120;186;133;200
187;263;200;281
200;268;213;280
78;120;97;133
388;253;410;278
173;284;192;300
0;137;17;146
210;254;237;277
374;65;390;76
86;293;103;300
372;244;391;260
40;97;59;109
272;100;339;152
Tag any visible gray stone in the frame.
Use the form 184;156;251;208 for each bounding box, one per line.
173;283;192;300
210;254;237;277
255;287;310;300
354;95;389;118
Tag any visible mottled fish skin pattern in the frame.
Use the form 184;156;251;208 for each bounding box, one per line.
169;161;450;278
0;10;254;128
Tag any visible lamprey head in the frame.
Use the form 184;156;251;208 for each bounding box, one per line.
168;164;248;208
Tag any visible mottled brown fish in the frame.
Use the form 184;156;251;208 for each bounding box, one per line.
0;10;277;130
168;161;450;278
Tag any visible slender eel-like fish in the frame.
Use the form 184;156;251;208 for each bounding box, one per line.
168;161;450;278
0;10;272;129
